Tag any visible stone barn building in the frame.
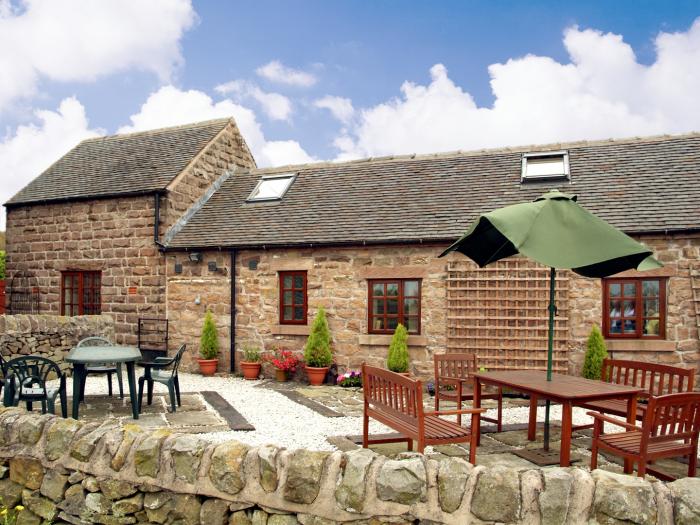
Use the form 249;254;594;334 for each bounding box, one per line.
4;118;700;382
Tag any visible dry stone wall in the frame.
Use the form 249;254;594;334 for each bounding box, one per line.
0;315;114;374
0;408;698;524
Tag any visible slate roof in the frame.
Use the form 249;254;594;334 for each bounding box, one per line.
166;132;700;250
5;118;232;206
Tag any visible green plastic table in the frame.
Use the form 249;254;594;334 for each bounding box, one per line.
66;346;142;420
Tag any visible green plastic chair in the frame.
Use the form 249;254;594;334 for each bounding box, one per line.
3;356;67;417
76;337;124;399
137;344;186;413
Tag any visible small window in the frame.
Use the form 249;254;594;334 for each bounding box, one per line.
61;271;101;316
279;271;307;324
247;174;296;202
368;279;421;335
603;278;666;339
521;151;569;181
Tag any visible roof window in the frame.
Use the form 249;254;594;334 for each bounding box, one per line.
521;151;569;181
247;173;296;202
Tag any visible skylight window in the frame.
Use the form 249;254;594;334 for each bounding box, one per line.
521;151;570;181
247;174;296;202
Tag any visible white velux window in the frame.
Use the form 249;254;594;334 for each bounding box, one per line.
247;173;296;201
521;151;570;181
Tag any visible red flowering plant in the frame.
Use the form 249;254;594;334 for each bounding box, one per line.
265;348;302;373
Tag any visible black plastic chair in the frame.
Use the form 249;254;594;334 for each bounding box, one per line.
76;337;124;399
138;344;186;413
0;352;8;400
3;356;67;417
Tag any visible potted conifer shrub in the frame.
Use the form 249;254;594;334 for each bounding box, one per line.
198;310;219;376
304;307;333;386
240;347;262;380
387;323;410;376
582;325;609;380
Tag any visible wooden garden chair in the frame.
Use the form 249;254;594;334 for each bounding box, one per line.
589;392;700;480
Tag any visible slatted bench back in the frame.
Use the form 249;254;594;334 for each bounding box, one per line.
435;353;477;380
362;364;423;426
643;392;700;442
601;359;695;397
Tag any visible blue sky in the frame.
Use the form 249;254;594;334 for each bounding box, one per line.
2;1;700;227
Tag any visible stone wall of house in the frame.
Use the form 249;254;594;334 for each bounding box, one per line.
568;234;700;385
162;120;256;230
0;315;114;374
1;408;698;524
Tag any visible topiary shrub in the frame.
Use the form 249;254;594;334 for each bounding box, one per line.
304;307;333;367
387;324;410;373
582;325;608;380
200;310;220;360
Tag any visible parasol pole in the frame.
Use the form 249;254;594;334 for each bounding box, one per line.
543;266;556;450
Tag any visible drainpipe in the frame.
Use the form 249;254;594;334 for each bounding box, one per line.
230;249;236;373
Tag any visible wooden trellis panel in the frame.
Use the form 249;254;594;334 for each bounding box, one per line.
446;258;570;372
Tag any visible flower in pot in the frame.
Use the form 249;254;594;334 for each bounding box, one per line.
304;307;333;386
240;347;262;380
387;323;410;375
265;348;301;382
198;310;219;376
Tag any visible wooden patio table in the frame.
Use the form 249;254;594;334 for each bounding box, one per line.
473;370;643;467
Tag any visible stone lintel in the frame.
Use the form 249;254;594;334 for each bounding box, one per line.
359;266;428;279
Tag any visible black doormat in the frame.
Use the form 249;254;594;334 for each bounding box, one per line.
201;391;255;431
514;447;581;466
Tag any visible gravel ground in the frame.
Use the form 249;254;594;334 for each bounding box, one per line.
69;372;621;451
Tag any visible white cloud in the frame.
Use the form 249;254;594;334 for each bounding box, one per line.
0;97;100;228
215;80;292;121
255;60;317;87
334;22;700;160
0;0;196;111
314;95;354;124
119;85;314;166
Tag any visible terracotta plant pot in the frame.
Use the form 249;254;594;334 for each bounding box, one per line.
275;369;288;382
197;358;218;376
240;361;261;380
306;366;330;386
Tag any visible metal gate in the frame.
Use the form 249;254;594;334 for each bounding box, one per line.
446;258;570;372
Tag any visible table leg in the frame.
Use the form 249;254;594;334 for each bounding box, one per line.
624;394;638;473
528;395;538;441
126;362;139;420
560;401;572;467
71;364;84;419
473;377;482;446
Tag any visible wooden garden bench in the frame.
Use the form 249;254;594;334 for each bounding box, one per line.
574;359;695;432
434;353;502;430
589;391;700;480
362;364;484;462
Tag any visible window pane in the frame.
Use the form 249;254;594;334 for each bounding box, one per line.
283;275;292;288
373;317;385;331
372;299;384;315
609;283;621;297
283;307;293;320
404;280;419;296
283;291;292;305
623;283;636;296
642;280;659;297
623;300;635;317
404;298;419;315
610;320;622;334
387;318;399;330
623;319;636;333
406;317;419;333
386;283;399;296
372;283;384;296
294;307;304;320
294;291;304;304
294;275;304;289
643;319;660;336
387;299;399;314
64;275;72;288
609;301;622;318
643;299;659;317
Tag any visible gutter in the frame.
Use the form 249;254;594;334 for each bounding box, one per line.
4;189;165;209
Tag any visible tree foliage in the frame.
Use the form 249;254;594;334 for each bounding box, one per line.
304;307;333;367
582;325;608;380
0;250;5;280
387;324;410;373
199;310;220;359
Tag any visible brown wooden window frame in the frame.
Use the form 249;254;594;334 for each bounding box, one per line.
368;279;422;335
602;277;666;340
61;271;102;316
279;271;308;325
